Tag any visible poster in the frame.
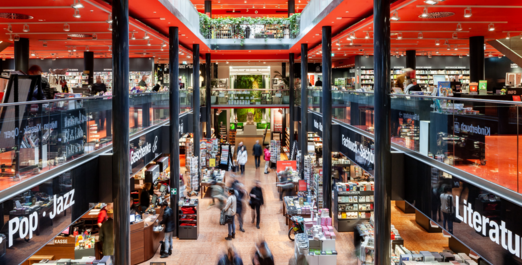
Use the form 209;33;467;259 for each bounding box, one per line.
479;80;487;95
277;160;297;173
209;158;216;167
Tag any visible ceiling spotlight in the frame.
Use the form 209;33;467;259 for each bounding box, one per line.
418;32;423;39
436;49;439;54
454;46;458;51
467;54;470;56
232;9;235;12
506;32;511;39
498;55;502;59
350;39;353;45
447;46;451;50
488;54;492;57
73;8;81;18
397;32;402;40
488;23;495;31
226;61;229;64
161;47;164;51
444;39;449;45
64;23;71;32
421;8;428;18
31;52;35;56
247;9;249;12
23;24;29;33
464;7;472;18
263;4;265;8
14;34;20;42
92;33;97;40
162;41;167;47
106;13;113;23
350;33;356;39
452;32;458;39
131;32;136;40
144;32;149;39
7;24;12;33
108;23;112;31
8;34;13;42
43;41;47;47
435;39;440;46
365;32;370;39
391;11;400;21
456;23;462;31
424;0;437;4
147;40;151;46
73;46;77;52
86;46;89;51
72;0;84;8
108;46;111;52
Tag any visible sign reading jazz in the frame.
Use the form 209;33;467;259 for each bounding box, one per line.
130;126;164;175
338;125;374;175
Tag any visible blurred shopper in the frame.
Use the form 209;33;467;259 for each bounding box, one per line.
440;186;454;234
159;201;174;257
28;65;51;99
249;181;264;229
237;142;245;156
91;76;107;95
264;145;271;174
140;183;153;213
238;146;248;175
252;240;274;265
232;179;246;232
218;245;243;265
138;75;148;87
224;188;237;240
253;140;263;169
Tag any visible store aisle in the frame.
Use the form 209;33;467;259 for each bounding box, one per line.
142;136;359;264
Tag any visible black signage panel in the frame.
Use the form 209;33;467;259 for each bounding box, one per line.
404;156;522;265
0;158;99;265
308;112;323;138
130;126;165;175
338;124;375;175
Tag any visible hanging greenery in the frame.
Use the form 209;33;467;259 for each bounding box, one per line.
199;13;301;46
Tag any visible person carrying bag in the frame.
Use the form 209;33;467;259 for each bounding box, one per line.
224;189;237;240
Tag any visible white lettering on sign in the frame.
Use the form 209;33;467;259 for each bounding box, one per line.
399;112;419;121
511;64;518;69
179;122;184;135
455;196;521;258
454;122;491;136
64;112;88;128
3;121;58;139
313;120;323;132
54;239;68;244
8;189;75;247
341;134;374;165
130;136;158;165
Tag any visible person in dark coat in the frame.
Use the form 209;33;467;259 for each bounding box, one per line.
252;140;263;169
218;246;243;265
99;212;114;256
91;76;107;95
232;180;246;232
139;183;153;213
249;181;264;229
159;201;174;258
28;65;52;99
252;241;274;265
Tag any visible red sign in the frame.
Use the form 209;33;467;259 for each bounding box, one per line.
277;160;297;173
513;95;521;101
298;180;307;191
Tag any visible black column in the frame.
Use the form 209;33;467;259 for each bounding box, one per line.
84;51;94;85
300;44;308;179
282;62;286;78
289;54;295;147
111;0;130;264
469;36;485;83
288;0;295;17
14;38;29;73
193;45;201;186
206;54;211;138
169;27;180;237
205;0;212;17
321;26;332;212
373;0;392;263
405;50;416;70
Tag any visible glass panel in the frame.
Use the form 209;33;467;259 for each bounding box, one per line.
208;89;290;106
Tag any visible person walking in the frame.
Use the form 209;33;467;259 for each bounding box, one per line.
263;145;271;174
252;240;274;265
224;188;237;240
440;185;454;234
232;180;246;232
236;142;245;157
238;146;248;175
159;201;174;257
249;181;264;229
252;140;263;169
218;245;243;265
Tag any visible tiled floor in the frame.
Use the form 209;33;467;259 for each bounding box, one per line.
142;137;446;264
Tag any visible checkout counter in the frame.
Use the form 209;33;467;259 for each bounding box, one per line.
130;208;165;265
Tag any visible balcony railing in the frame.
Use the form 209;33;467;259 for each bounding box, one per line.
0;91;192;192
308;89;522;194
203;89;295;106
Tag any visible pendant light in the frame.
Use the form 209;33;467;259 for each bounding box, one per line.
143;32;150;39
424;0;437;4
92;33;97;40
390;11;400;21
72;0;84;8
14;35;20;42
147;40;151;46
350;39;353;45
86;46;89;51
452;32;458;39
454;46;458;51
64;23;71;32
131;32;136;40
506;32;510;39
108;23;112;31
73;8;81;18
73;46;77;52
397;32;402;40
456;23;462;31
7;24;12;33
23;24;29;33
488;23;495;31
464;7;472;18
350;32;355;39
435;39;440;46
365;32;370;39
428;52;432;58
106;13;112;23
418;32;423;39
421;8;428;18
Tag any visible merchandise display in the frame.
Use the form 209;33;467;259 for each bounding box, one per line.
270;140;281;163
178;198;199;240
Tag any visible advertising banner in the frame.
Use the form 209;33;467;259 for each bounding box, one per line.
338;125;375;175
130;126;164;175
277;160;297;173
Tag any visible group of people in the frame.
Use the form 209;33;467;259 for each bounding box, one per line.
235;141;272;175
218;240;274;265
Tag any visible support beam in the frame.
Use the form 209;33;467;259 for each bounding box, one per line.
193;44;201;187
205;0;212;18
321;26;332;212
373;0;392;263
169;26;180;238
288;0;295;17
469;36;485;82
14;38;29;73
405;50;416;70
289;53;295;147
282;62;286;78
300;44;308;179
84;51;94;85
206;54;211;138
111;0;130;264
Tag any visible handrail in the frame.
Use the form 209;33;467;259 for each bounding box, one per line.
212;89;290;91
389;93;522;105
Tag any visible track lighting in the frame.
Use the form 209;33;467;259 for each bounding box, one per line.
365;32;370;39
131;32;136;40
31;52;35;56
72;0;84;8
350;39;353;45
7;24;12;33
464;7;472;18
73;8;81;18
350;33;355;39
424;0;437;4
421;8;428;18
456;23;462;31
73;46;77;52
391;11;400;21
86;46;89;51
144;32;149;39
106;13;112;23
8;34;13;42
108;23;112;31
506;32;510;39
454;46;458;51
435;39;440;46
444;39;449;45
436;49;439;54
92;33;97;40
162;41;167;47
452;32;458;39
147;40;151;46
23;24;29;33
418;32;423;39
14;35;20;42
488;23;495;31
397;32;402;40
64;23;71;32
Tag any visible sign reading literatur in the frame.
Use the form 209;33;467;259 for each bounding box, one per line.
338;125;374;175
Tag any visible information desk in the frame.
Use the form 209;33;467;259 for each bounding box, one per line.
130;209;165;265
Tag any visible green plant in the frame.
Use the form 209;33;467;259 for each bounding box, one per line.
273;71;289;88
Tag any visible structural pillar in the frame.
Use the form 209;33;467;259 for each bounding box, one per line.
405;50;416;70
289;54;295;148
206;54;211;138
469;36;485;83
300;44;308;179
321;26;332;212
282;62;286;78
14;38;29;73
111;0;130;264
205;0;212;18
373;0;392;264
288;0;295;17
169;26;180;237
193;44;201;186
84;51;94;85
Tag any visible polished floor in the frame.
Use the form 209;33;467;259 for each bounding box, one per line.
142;137;447;264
